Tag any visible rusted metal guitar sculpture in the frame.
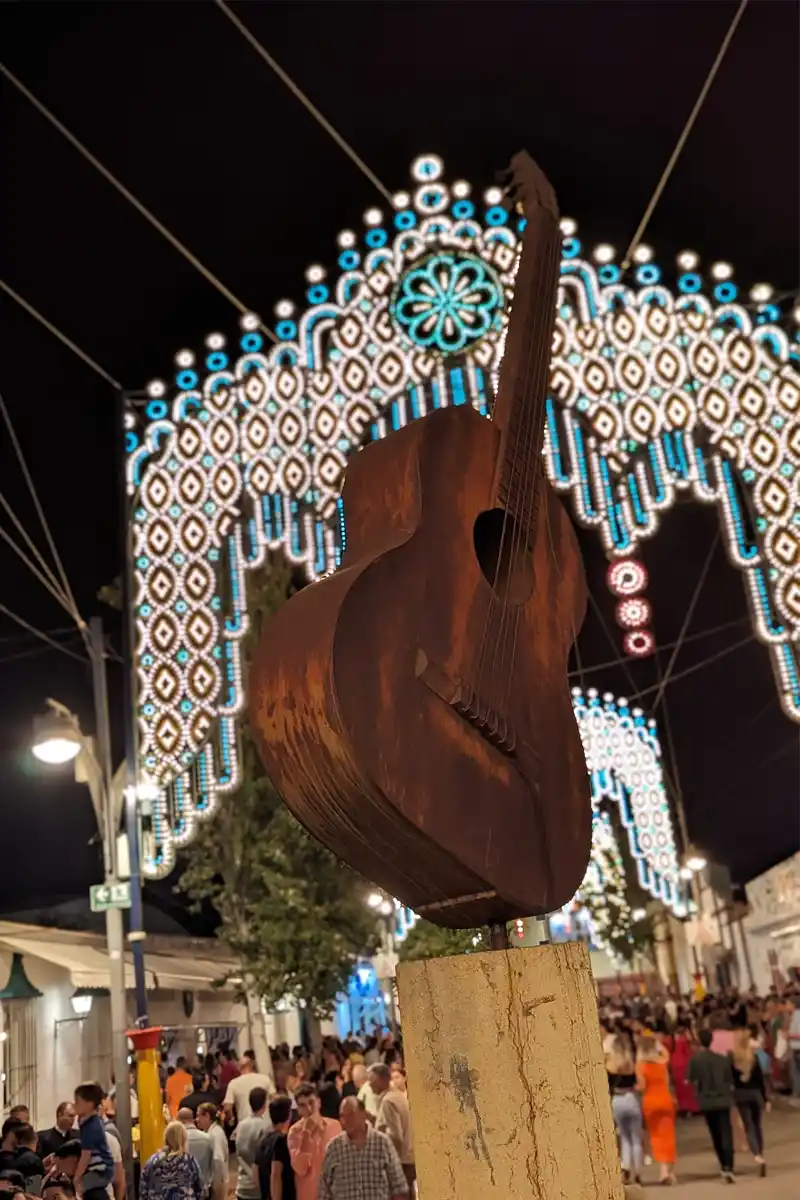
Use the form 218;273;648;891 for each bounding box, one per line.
250;152;591;927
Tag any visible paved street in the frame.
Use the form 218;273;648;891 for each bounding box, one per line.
631;1104;800;1196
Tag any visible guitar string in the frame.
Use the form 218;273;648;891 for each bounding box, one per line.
500;229;561;712
477;201;544;719
473;185;541;713
491;220;556;712
499;230;560;711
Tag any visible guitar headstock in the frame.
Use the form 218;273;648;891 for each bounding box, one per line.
500;151;559;222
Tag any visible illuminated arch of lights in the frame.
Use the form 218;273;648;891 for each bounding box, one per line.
572;688;682;913
125;153;800;878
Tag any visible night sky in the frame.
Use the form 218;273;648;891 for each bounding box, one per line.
0;1;798;925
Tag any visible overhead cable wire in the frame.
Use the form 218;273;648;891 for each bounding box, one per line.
0;62;277;345
0;637;83;666
630;633;754;701
0;278;122;389
0;601;88;664
0;624;76;644
622;0;749;267
0;391;85;627
213;0;394;204
0;490;70;603
651;532;720;712
566;615;748;679
0;524;80;618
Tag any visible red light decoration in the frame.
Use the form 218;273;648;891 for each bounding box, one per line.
606;558;648;597
616;597;652;629
624;629;656;658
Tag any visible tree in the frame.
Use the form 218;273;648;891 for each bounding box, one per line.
397;919;481;962
579;806;655;968
179;557;379;1033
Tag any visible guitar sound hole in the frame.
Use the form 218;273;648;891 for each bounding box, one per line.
473;508;533;604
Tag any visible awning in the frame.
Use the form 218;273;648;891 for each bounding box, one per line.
0;934;233;993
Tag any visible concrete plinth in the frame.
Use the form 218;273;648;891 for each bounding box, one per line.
397;940;624;1199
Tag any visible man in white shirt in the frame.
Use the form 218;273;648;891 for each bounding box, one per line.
178;1108;214;1196
195;1103;229;1200
223;1057;274;1122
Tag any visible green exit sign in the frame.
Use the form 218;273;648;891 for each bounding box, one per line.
90;881;131;912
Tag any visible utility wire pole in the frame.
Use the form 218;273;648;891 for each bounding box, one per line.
89;617;135;1200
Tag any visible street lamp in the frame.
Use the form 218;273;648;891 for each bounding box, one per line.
29;618;135;1194
70;989;94;1017
364;890;398;1033
684;847;708;873
31;712;81;764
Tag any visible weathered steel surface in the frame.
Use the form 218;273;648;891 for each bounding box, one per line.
249;153;591;927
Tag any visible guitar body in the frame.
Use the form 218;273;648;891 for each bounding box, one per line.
250;403;590;927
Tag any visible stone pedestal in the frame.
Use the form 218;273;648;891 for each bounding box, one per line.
397;940;623;1199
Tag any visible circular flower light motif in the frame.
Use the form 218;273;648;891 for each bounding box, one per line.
616;597;652;630
624;629;656;658
606;557;648;597
393;252;502;355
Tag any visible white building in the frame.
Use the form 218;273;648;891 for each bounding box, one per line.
743;852;800;993
0;920;272;1127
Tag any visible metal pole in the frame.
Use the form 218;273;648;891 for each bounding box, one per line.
119;389;149;1024
89;617;134;1198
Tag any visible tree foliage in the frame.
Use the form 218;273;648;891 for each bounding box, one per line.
179;557;379;1017
397;919;481;962
580;805;655;967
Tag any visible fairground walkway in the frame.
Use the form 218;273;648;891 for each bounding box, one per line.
630;1104;800;1196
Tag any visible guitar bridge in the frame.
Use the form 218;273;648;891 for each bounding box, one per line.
414;648;517;755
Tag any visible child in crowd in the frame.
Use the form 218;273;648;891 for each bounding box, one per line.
73;1084;114;1200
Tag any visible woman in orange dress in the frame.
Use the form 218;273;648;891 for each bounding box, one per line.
637;1034;677;1185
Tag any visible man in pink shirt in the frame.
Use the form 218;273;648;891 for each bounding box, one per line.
287;1084;339;1200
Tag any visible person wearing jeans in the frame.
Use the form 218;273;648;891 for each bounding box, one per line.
730;1028;768;1176
687;1030;736;1183
606;1037;643;1186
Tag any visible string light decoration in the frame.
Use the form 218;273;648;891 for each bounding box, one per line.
571;688;682;910
125;153;800;876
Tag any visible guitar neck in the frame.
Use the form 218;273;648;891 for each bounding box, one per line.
492;205;561;527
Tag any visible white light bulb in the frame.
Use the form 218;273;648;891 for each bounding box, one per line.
146;379;166;398
710;261;733;280
411;154;443;182
205;333;225;350
391;191;410;209
677;250;698;271
32;737;80;765
175;349;194;368
452;181;471;198
240;312;260;331
633;244;653;264
305;265;326;283
484;187;503;205
337;230;356;248
364;208;383;227
793;304;800;324
274;300;294;319
559;217;577;237
750;283;773;303
593;244;615;264
367;892;382;909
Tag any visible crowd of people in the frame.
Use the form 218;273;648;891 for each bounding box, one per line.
0;1033;414;1200
600;980;800;1186
2;981;798;1198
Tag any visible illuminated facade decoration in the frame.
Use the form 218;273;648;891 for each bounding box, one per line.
607;555;656;658
124;153;800;877
572;688;682;910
